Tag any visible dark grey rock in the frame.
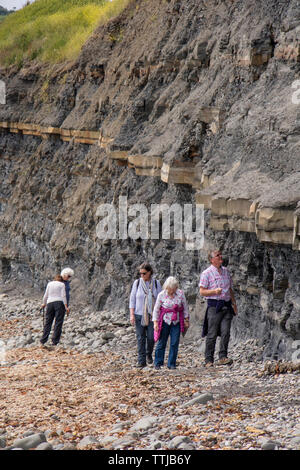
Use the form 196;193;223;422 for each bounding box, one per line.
77;436;100;449
11;433;46;450
0;437;6;448
36;442;53;450
169;435;194;449
182;393;214;407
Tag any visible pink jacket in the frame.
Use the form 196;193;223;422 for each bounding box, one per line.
154;304;185;342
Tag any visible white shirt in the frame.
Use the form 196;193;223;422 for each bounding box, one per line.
43;281;67;306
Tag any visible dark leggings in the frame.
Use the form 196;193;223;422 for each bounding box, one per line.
40;301;66;345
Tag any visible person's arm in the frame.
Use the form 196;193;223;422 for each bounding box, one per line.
199;286;222;297
152;293;163;331
42;284;49;308
230;288;238;315
129;280;138;325
61;283;69;315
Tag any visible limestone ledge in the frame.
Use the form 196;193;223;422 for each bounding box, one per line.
236;48;273;67
274;31;300;63
1;120;299;250
275;42;300;62
196;193;299;251
130;37;295;80
219;34;299;66
0;121;101;145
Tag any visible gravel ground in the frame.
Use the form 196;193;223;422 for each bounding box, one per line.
0;287;299;451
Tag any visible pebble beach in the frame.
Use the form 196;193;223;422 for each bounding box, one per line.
0;287;299;451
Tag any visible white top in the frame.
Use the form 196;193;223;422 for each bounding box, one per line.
43;281;67;306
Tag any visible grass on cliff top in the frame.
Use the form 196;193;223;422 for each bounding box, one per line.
0;0;131;67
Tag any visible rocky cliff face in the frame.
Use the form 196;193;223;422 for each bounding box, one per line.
0;0;299;360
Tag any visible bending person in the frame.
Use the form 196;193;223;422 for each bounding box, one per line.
40;274;69;348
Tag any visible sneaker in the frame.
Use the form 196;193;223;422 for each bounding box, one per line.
146;355;153;365
168;365;176;370
216;358;233;366
154;365;161;370
136;363;146;369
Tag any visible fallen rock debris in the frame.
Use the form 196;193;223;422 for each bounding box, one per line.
0;291;299;450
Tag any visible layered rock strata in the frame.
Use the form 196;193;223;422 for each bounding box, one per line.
0;0;299;359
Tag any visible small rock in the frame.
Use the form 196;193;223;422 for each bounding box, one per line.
182;393;214;407
169;435;194;449
77;436;100;449
261;441;279;450
11;433;46;450
0;437;6;448
131;416;158;431
290;436;300;448
36;442;53;450
61;443;77;450
102;332;115;341
99;435;118;447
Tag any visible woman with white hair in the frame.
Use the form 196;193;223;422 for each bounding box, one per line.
40;274;69;348
153;276;189;370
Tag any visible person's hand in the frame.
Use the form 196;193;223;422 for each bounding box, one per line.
154;321;159;332
65;307;70;316
232;303;238;315
215;288;222;295
130;313;135;326
41;304;46;309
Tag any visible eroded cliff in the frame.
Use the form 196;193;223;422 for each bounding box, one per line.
0;0;299;359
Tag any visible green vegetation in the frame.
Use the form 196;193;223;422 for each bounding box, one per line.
0;0;131;66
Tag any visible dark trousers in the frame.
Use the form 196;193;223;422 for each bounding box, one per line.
155;321;181;368
135;315;154;366
205;307;233;363
40;301;66;346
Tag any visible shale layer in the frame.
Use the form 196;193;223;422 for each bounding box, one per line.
0;0;299;359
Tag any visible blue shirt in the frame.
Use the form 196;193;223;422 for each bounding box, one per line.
63;280;71;306
129;278;162;316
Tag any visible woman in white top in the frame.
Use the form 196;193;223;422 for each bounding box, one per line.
40;275;69;348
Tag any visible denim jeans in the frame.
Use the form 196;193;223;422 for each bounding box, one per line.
205;306;233;363
154;321;181;368
135;315;154;366
40;301;66;345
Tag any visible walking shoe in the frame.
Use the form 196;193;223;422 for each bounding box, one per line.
52;344;65;352
146;355;153;364
154;365;161;370
216;358;233;366
40;343;55;351
136;363;146;369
